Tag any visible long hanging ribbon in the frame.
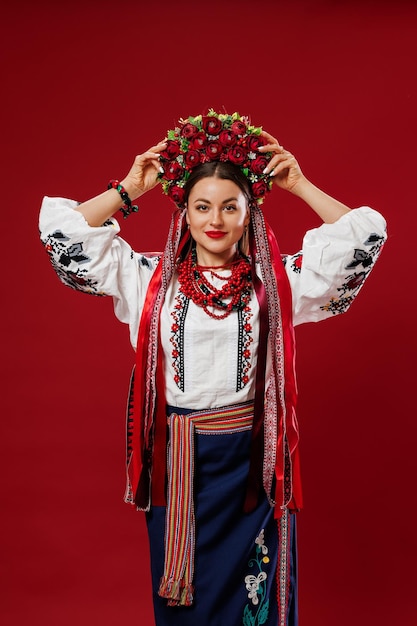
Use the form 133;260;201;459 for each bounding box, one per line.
128;209;189;510
159;402;254;606
244;242;269;513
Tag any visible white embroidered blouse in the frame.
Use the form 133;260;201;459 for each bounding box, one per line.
39;198;386;410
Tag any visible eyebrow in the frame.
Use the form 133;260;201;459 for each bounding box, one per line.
192;197;239;204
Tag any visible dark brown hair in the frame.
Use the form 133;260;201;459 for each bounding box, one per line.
183;161;254;207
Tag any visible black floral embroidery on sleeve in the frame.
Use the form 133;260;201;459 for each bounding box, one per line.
139;255;153;270
138;254;161;270
281;253;303;273
320;232;385;315
49;260;102;293
59;242;90;267
42;230;101;295
290;253;303;274
345;248;373;269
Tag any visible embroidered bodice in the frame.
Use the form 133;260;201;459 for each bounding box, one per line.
39;198;387;409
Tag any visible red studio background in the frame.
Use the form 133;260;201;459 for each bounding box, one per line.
1;1;416;624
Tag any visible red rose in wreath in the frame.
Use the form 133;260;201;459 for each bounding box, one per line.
180;123;198;139
164;161;184;181
251;180;270;198
184;150;201;168
218;129;237;147
190;131;208;149
228;145;248;165
160;140;180;160
246;134;267;152
250;155;269;176
231;120;247;136
168;184;186;205
202;116;222;135
206;140;223;160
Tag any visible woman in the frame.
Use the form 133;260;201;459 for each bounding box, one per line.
39;112;386;626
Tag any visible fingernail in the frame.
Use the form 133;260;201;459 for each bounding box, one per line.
263;167;269;174
269;171;275;177
159;166;164;173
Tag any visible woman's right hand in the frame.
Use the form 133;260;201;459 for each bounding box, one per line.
75;140;167;227
121;141;167;200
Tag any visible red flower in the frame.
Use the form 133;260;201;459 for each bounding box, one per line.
180;123;198;138
243;349;251;358
218;129;237;147
250;155;269;176
171;323;179;332
203;116;222;135
190;131;208;149
184;150;201;168
164;161;184;181
231;120;247;136
246;134;267;152
160;140;180;160
174;374;180;383
168;185;186;205
206;140;223;159
244;323;252;332
242;375;249;384
228;145;248;165
172;349;179;358
251;180;269;199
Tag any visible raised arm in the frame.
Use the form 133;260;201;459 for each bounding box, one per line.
259;132;350;224
76;141;167;226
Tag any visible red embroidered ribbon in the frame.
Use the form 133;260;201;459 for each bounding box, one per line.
265;222;302;515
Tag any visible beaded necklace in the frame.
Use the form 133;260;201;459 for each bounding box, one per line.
177;248;252;320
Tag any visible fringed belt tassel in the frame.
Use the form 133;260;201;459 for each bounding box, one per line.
158;401;254;607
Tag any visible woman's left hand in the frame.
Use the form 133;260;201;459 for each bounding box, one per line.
259;131;305;193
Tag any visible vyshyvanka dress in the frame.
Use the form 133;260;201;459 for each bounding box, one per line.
39;199;386;626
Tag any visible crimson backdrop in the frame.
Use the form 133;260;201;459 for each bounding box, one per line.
1;1;416;624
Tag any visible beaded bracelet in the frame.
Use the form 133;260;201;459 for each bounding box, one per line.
107;180;139;219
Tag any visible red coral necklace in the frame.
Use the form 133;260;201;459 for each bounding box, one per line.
177;248;252;320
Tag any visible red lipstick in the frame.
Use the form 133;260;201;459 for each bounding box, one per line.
205;231;227;238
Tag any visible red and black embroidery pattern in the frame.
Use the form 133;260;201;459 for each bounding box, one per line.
42;230;101;294
170;291;190;391
281;252;303;274
170;291;254;392
236;305;254;391
321;232;385;315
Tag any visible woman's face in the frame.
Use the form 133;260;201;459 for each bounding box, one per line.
186;176;250;266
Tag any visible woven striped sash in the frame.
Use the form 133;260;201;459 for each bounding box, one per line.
158;401;254;607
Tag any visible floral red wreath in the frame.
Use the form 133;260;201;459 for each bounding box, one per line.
158;110;274;208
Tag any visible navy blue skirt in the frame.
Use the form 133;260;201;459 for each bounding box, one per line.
146;408;298;626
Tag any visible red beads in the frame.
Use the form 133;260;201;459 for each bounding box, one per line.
177;250;252;320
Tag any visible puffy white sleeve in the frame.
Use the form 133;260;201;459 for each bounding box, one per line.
282;206;387;326
39;196;160;348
